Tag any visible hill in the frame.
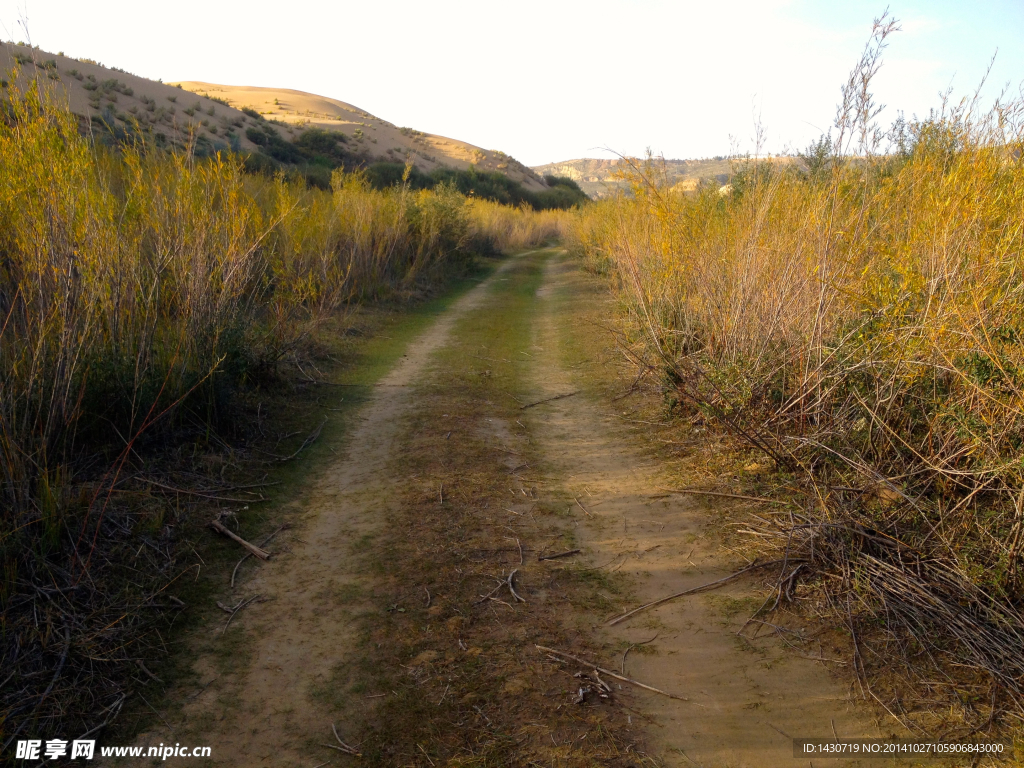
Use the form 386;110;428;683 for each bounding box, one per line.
531;157;735;198
1;43;262;155
0;43;549;195
173;82;547;192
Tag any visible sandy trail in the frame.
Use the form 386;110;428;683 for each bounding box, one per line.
525;253;887;767
128;257;523;766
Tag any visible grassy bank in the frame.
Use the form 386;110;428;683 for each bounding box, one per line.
566;18;1024;731
0;74;562;748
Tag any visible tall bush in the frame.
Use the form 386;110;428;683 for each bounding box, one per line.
566;17;1024;712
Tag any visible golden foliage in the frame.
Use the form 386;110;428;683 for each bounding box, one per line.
0;76;555;516
566;36;1024;708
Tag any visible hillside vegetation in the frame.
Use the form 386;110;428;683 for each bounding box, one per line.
238;111;588;208
567;18;1024;728
174;81;548;190
0;43;582;210
0;41;263;153
0;74;564;743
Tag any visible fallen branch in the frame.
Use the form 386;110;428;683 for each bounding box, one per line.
209;520;271;561
538;548;581;561
270;418;327;462
508;569;526;603
574;497;594;517
130;478;265;504
611;384;640;403
536;645;686;700
221;594;261;635
606;559;796;626
231;525;289;586
138;693;174;734
75;694;125;741
136;660;163;684
657;485;790;506
520;391;579;410
331;722;362;756
621;633;660;674
475;570;526;606
321;743;354;754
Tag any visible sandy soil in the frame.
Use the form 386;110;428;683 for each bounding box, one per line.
523;253;895;767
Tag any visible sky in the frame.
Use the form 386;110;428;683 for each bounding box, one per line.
3;0;1024;166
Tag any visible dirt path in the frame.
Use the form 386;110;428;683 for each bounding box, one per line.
521;253;888;767
126;249;903;767
125;256;528;766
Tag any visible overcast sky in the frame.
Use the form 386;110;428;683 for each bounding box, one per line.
4;0;1024;166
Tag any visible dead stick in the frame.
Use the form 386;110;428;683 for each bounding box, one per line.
131;478;264;504
538;549;581;561
622;632;659;674
520;391;579;410
231;525;288;586
137;660;163;684
606;559;795;626
275;418;327;462
508;569;526;603
321;743;355;754
418;744;437;766
138;693;174;734
574;496;592;517
332;722;361;756
658;486;790;506
209;520;271;561
221;594;260;635
536;645;686;700
474;577;508;605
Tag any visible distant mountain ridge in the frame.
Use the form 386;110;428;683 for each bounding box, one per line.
531;157;735;198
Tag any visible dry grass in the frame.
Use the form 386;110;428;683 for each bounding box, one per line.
466;197;568;255
0;74;557;746
566;15;1024;732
